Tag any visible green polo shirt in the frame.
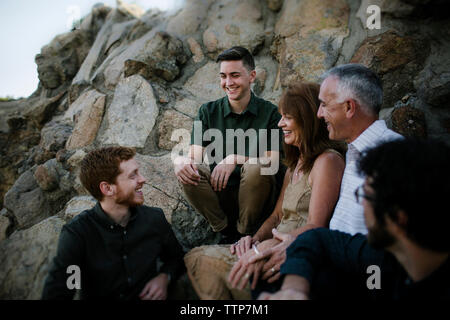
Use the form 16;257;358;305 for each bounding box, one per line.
191;92;282;186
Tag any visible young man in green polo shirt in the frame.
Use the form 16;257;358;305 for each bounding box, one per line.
174;46;283;244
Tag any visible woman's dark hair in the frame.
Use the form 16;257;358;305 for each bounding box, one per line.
358;138;450;252
279;82;346;173
216;46;255;72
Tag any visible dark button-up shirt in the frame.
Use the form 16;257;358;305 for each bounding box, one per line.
281;228;450;300
42;203;184;300
191;92;282;186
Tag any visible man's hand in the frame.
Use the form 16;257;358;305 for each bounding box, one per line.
258;288;309;300
174;157;201;185
210;155;236;191
248;229;295;283
139;273;169;300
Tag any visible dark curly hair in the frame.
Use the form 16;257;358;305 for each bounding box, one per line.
358;138;450;252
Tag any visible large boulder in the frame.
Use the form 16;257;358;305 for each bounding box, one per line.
98;75;159;149
158;110;193;151
271;0;350;87
3;159;74;230
65;90;106;150
184;62;224;103
95;30;189;90
35;30;94;90
167;0;213;37
0;216;65;299
71;9;131;99
202;0;266;57
351;30;429;109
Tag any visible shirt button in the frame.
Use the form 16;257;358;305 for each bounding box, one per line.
110;225;114;230
127;277;132;284
123;255;127;260
123;230;127;235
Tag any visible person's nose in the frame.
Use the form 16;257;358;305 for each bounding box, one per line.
138;174;147;184
317;105;324;118
226;76;234;87
278;117;285;128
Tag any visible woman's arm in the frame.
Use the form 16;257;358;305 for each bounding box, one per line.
289;151;345;238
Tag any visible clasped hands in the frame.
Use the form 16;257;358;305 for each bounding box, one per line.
228;229;294;290
175;155;237;191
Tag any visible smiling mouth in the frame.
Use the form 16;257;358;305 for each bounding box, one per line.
283;130;292;136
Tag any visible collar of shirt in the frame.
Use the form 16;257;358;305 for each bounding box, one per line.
93;202;138;230
223;91;259;118
349;120;389;153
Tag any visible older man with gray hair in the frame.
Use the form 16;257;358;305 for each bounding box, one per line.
317;63;402;235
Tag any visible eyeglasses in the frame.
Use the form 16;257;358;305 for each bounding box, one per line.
354;184;375;204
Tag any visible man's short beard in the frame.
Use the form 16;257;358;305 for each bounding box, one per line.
115;187;144;207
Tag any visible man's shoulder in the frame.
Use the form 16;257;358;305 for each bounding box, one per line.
64;207;96;232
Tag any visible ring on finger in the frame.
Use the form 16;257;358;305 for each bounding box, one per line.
271;267;275;273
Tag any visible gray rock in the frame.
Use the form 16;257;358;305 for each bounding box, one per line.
171;207;221;252
35;30;94;90
64;195;97;221
184;62;224;103
66;90;105;150
39;121;73;154
71;9;130;87
0;209;12;242
0;216;65;299
97;30;189;90
166;0;212;37
158;110;193;151
34;160;60;192
122;31;189;82
4;163;74;230
272;0;349;87
415;41;450;108
135;153;188;223
202;0;265;56
99;75;159;149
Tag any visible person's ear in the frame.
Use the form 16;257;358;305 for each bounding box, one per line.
249;69;256;83
344;99;357;118
99;181;115;198
385;210;408;236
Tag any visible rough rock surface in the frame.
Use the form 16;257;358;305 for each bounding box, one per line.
98;75;159;148
0;216;65;299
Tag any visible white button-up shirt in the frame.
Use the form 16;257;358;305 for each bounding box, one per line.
329;120;402;235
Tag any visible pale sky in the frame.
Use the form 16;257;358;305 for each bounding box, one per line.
0;0;184;99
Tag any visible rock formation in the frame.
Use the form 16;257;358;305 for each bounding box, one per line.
1;0;449;299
